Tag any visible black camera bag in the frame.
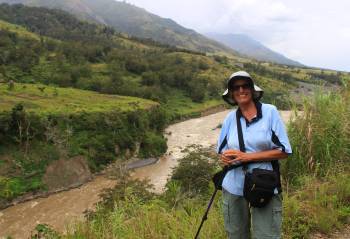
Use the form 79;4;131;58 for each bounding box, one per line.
243;168;278;208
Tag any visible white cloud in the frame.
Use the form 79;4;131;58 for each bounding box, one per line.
123;0;350;71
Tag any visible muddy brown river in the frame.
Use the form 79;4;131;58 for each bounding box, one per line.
0;110;292;238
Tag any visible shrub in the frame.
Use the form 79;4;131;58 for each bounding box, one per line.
31;224;61;239
166;147;218;196
138;131;167;158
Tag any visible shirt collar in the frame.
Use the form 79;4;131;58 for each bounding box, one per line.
237;101;262;123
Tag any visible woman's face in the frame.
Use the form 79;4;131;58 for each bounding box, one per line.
231;79;253;105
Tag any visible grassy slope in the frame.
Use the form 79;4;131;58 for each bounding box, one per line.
0;83;157;114
0;19;228;117
0;19;39;40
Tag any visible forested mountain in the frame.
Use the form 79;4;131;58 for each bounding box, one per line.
0;4;231;106
206;33;303;67
0;3;344;112
0;0;236;55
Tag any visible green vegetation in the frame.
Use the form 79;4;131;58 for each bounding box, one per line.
283;174;350;238
0;3;302;112
0;84;167;206
0;83;157;114
0;19;39;40
2;3;347;115
283;87;350;182
28;87;349;239
0;0;236;55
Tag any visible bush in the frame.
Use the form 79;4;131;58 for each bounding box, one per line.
166;147;217;196
138;131;167;158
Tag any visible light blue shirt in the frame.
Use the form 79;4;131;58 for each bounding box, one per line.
216;102;292;196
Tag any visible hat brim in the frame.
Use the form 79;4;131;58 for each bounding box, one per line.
222;84;263;106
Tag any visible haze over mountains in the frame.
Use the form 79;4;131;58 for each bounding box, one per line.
206;33;303;67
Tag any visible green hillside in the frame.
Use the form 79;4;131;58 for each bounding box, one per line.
0;19;39;40
0;83;157;114
0;3;298;113
0;0;237;55
1;3;347;113
0;83;167;207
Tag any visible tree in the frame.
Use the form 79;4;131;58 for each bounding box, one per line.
167;147;217;196
141;71;159;86
125;57;148;74
187;76;208;102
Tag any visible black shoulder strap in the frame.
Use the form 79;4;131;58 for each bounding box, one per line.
218;136;227;154
217;110;245;154
221;110;249;171
236;110;246;153
236;110;250;171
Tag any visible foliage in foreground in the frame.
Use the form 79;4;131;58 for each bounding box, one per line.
30;163;350;239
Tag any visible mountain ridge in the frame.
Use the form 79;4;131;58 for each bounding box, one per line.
0;0;238;55
206;32;303;67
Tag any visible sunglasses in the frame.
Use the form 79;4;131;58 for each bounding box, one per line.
231;83;252;91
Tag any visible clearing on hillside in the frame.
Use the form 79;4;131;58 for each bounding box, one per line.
0;83;157;114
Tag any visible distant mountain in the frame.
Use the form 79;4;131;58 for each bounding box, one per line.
0;0;236;55
206;33;303;67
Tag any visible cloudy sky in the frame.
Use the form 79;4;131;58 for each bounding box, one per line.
124;0;350;72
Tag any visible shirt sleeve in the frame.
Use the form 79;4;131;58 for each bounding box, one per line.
216;113;231;154
270;106;292;154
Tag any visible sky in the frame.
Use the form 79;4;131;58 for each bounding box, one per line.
122;0;350;72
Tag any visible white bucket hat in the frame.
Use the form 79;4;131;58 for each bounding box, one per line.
222;71;263;105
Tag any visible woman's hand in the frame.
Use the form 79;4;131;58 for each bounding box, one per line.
220;149;252;166
221;149;253;166
220;153;234;166
220;149;289;166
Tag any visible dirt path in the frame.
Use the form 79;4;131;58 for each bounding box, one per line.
0;110;293;238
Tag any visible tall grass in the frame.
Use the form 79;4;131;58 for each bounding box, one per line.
35;173;350;239
64;195;225;239
282;86;350;183
283;173;350;238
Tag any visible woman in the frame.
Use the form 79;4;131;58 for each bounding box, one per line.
217;71;292;239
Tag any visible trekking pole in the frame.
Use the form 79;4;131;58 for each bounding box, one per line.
194;188;218;239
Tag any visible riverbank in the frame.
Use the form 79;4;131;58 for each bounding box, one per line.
0;109;293;238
